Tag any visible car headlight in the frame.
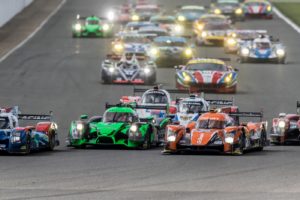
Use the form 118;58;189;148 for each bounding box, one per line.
74;23;81;31
235;8;243;15
103;24;110;31
174;25;183;33
178;15;186;22
130;124;138;132
227;38;237;46
201;31;208;38
225;136;234;144
150;48;159;56
107;11;115;21
108;67;115;73
276;49;285;57
11;132;21;143
114;43;124;51
184;48;192;57
76;123;84;131
144;67;151;74
278;120;286;129
197;24;204;30
214;9;222;15
132;15;140;21
224;74;232;84
241;48;250;56
267;5;272;12
167;129;177;142
183;72;191;82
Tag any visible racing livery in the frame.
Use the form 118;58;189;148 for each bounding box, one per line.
243;0;273;19
0;107;59;154
67;104;168;149
239;35;286;64
131;4;161;21
72;15;113;38
150;15;184;36
164;108;268;155
270;102;300;145
175;58;238;93
176;5;206;26
149;36;194;67
101;52;156;84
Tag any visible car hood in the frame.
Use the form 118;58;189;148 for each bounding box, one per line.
191;129;222;145
93;123;128;136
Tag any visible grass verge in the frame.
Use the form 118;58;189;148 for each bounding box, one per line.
274;2;300;26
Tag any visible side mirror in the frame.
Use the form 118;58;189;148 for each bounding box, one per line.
80;114;88;120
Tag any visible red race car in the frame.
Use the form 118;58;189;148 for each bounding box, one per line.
270;101;300;145
163;107;268;155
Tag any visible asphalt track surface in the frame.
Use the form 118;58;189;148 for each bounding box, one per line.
0;0;300;199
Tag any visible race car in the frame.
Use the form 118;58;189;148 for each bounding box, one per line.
270;102;300;145
172;94;234;126
149;36;194;67
243;0;273;19
224;29;267;53
175;58;238;93
210;0;245;21
163;108;268;155
0;107;59;154
193;14;232;35
101;52;156;84
150;15;184;36
108;4;133;24
137;26;170;40
119;21;157;34
131;4;161;21
72;15;113;38
67;103;168;149
239;35;286;64
196;21;234;46
111;33;151;55
176;5;207;26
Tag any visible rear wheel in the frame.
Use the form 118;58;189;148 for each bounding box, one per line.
257;130;266;151
24;132;31;155
48;132;56;151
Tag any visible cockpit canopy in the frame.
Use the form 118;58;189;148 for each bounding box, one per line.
179;101;205;113
103;111;137;123
142;90;169;104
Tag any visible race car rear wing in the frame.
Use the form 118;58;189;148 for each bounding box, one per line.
105;103;168;111
76;15;108;21
207;99;234;106
18;112;53;121
229;111;263;121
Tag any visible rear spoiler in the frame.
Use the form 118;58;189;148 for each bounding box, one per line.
207;99;234;106
18;112;53;121
76;15;108;21
229;111;263;121
105;103;168;111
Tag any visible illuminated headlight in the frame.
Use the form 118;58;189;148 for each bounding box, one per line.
11;132;21;143
114;43;124;51
150;48;159;56
184;48;192;57
241;48;250;56
214;9;222;15
278;120;286;129
107;11;115;21
144;67;151;74
132;15;140;21
235;8;243;15
227;38;237;46
224;74;232;83
276;49;285;57
103;24;110;31
74;23;81;31
174;25;183;33
197;24;204;30
167;135;176;142
225;136;234;144
76;123;84;131
178;15;186;22
130;124;138;132
108;67;115;73
183;72;191;82
201;31;208;38
267;5;272;12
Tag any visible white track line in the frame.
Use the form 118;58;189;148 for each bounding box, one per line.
0;0;67;63
273;6;300;34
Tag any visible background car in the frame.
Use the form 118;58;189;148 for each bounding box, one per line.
176;5;207;26
150;15;184;36
101;52;156;84
72;15;113;38
131;4;161;21
210;0;245;21
243;0;273;19
193;14;232;35
175;58;238;93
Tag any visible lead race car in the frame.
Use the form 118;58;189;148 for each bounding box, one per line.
164;107;268;155
270;101;300;145
239;35;286;64
0;107;59;154
101;52;157;84
67;103;168;149
72;15;113;38
175;58;238;93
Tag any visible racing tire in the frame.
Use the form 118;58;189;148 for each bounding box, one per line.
277;58;286;64
140;131;151;150
257;130;267;151
24;132;31;155
47;132;56;151
236;134;245;155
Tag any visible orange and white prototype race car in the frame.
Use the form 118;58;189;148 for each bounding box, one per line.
163;107;268;155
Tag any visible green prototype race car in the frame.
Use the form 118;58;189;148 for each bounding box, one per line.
72;15;113;38
67;103;169;149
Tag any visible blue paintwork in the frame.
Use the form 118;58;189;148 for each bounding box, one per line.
154;36;187;43
253;48;272;58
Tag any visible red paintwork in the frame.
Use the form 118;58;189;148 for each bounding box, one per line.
36;122;51;133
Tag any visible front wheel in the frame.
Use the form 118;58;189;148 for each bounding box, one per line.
140;132;151;150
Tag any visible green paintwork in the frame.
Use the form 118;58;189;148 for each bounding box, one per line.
72;16;113;38
68;106;158;149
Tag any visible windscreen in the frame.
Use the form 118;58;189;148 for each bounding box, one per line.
103;112;134;123
186;63;226;71
179;101;204;113
87;20;99;25
254;42;271;49
0;117;9;129
204;23;231;30
198;119;225;129
143;92;168;104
